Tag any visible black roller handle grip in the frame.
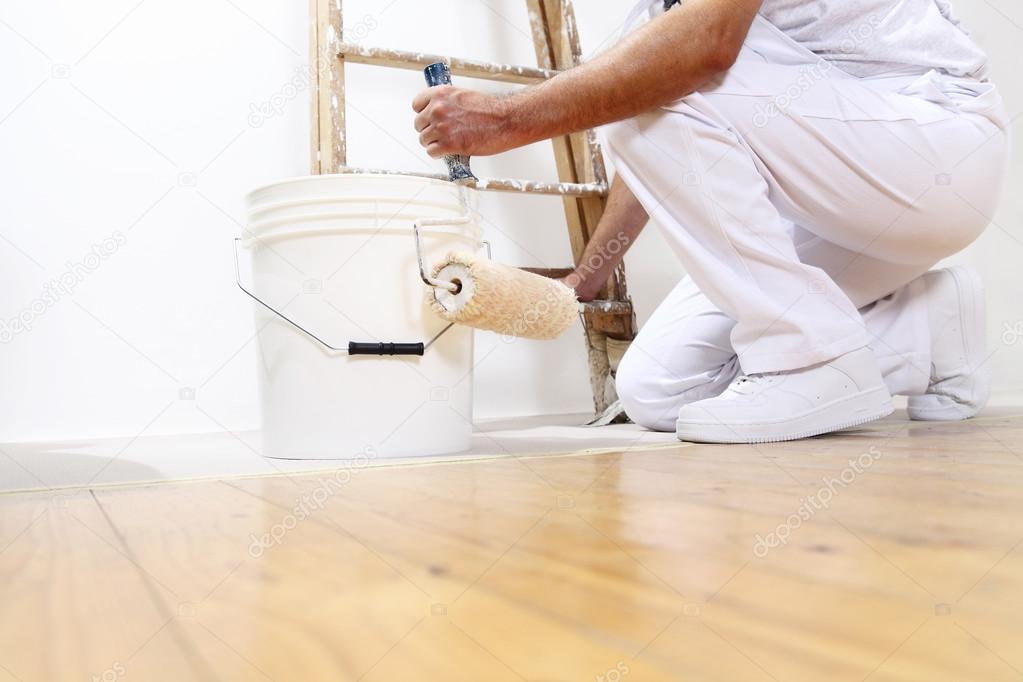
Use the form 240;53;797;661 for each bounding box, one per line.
423;62;478;185
664;0;681;8
348;342;426;356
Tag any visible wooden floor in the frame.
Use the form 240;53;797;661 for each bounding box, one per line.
2;412;1022;681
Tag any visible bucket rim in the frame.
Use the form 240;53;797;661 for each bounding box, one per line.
246;173;464;203
246;195;468;223
244;212;483;244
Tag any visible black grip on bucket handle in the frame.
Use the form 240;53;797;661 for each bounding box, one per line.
348;342;425;356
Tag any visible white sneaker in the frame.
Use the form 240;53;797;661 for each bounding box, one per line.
676;347;893;443
907;266;990;421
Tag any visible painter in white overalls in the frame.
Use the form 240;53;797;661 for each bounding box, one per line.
599;0;1009;439
413;0;1009;443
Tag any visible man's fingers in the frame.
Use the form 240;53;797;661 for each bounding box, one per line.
411;89;433;113
414;110;431;133
413;85;463;157
419;126;440;149
425;142;446;159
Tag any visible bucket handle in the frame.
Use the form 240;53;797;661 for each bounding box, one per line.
233;237;458;356
413;217;491;291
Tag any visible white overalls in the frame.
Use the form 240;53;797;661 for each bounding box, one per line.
606;3;1010;431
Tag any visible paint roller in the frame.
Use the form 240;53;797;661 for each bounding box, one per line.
426;252;579;340
419;63;580;341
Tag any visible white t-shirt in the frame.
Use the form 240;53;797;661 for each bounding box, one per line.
622;0;990;79
758;0;989;79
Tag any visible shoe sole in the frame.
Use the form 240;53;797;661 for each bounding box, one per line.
676;385;894;444
907;266;989;421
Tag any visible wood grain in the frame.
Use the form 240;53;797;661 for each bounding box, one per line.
312;0;346;173
3;412;1021;680
336;44;557;85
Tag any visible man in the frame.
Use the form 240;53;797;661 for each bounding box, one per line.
413;0;1009;443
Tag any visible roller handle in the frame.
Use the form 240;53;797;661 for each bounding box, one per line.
348;342;425;356
423;63;477;185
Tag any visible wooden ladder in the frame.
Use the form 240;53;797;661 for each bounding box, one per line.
310;0;636;418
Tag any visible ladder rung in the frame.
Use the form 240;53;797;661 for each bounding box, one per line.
339;167;608;198
338;43;558;85
581;300;633;316
582;299;636;339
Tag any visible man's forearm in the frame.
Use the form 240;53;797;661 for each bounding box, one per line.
501;0;762;149
564;177;648;302
413;0;761;160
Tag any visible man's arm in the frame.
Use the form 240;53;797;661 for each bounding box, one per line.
562;177;648;302
413;0;763;158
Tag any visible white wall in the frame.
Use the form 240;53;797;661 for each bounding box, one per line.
941;0;1023;405
1;0;1020;443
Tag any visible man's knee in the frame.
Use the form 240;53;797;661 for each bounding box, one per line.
615;347;676;432
616;340;741;431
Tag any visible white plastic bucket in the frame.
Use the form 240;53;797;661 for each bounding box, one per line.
240;174;480;460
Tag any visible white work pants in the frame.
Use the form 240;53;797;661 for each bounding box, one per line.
605;16;1009;431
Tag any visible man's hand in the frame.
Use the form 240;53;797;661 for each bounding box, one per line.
558;273;598;303
412;86;520;158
